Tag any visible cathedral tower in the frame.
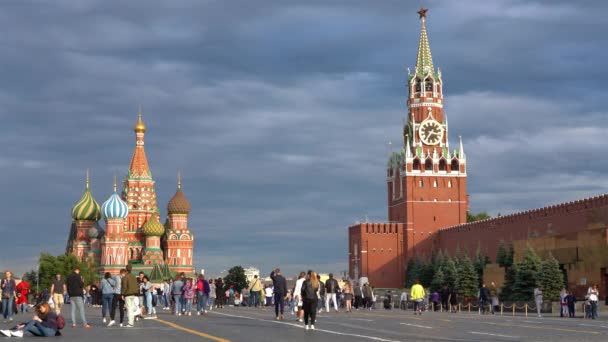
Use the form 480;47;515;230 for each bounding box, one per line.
387;8;468;255
164;173;194;275
67;171;101;262
123;111;158;262
100;178;129;274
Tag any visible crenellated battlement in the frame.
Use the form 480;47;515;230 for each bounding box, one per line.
439;193;608;234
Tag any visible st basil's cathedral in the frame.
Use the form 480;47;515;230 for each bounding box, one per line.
66;113;195;277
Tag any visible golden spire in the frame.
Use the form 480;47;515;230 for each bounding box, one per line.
177;170;182;189
113;174;117;192
85;168;90;190
134;106;146;133
415;7;434;76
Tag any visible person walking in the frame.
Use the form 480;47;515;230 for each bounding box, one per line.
66;267;90;328
559;288;568;318
343;281;353;313
142;276;156;317
400;290;408;310
208;279;217;311
100;272;116;324
121;264;139;328
587;284;599;319
15;277;30;314
534;286;543;318
108;270;124;327
316;274;325;314
410;280;425;315
0;302;59;337
162;280;171;310
479;283;490;314
248;275;263;308
353;282;362;310
324;273;340;313
49;274;66;315
1;271;17;322
362;283;373;310
270;268;287;320
182;278;194;316
196;274;210;315
293;272;306;322
172;274;185;316
215;278;224;309
566;290;576;318
301;271;320;330
489;282;499;314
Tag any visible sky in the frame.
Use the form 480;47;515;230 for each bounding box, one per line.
1;0;607;279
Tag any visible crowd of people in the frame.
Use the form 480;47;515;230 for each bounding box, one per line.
1;267;605;337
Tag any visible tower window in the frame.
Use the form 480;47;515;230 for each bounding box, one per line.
425;81;433;92
413;158;421;170
451;160;459;172
439;159;447;171
448;180;452;188
433;180;438;188
415;79;421;92
425;159;433;172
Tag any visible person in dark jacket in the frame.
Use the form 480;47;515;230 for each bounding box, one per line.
66;266;90;328
566;290;576;318
121;264;139;327
270;268;287;321
479;284;491;314
301;271;320;330
0;302;59;337
324;273;340;313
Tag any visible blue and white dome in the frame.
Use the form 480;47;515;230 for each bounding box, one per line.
102;191;129;219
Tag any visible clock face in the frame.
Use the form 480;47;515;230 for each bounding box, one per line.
418;119;444;145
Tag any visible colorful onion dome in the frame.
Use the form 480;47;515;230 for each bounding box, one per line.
167;175;191;215
134;111;146;133
102;181;129;219
72;173;101;221
142;214;165;236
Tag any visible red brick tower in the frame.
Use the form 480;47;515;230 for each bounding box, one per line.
387;7;468;255
164;173;195;275
122;111;158;262
99;178;130;274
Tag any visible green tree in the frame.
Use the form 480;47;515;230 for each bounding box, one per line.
473;247;490;286
405;257;422;288
38;253;98;291
496;240;508;267
430;268;445;292
467;211;491;223
456;255;479;299
512;246;541;301
499;264;517;301
539;253;564;302
442;257;458;290
419;257;435;288
223;266;248;293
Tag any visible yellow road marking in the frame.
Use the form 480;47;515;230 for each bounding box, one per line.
482;321;600;335
156;319;231;342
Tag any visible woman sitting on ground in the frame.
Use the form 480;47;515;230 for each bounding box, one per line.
1;302;59;337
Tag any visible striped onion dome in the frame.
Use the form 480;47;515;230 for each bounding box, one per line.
142;214;165;236
102;190;129;220
72;186;101;221
167;182;191;215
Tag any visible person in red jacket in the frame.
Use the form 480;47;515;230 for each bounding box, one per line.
16;279;31;314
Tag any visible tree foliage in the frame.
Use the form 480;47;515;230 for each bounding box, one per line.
405;257;422;288
512;246;541;301
473;247;490;286
466;211;491;223
223;266;248;293
539;253;564;302
441;257;459;290
456;255;479;299
37;253;98;291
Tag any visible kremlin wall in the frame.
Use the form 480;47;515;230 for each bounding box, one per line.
348;9;608;298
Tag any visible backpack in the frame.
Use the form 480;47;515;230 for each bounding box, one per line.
56;315;65;330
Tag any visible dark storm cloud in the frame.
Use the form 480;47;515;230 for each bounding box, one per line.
0;0;606;277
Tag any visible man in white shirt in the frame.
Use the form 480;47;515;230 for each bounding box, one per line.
293;272;306;323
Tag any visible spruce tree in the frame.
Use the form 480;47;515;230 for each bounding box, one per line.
430;268;445;292
512;246;541;301
539;253;564;301
456;255;479;299
474;247;488;286
405;257;422;288
500;264;517;301
442;256;458;290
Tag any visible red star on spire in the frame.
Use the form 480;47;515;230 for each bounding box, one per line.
417;7;428;19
